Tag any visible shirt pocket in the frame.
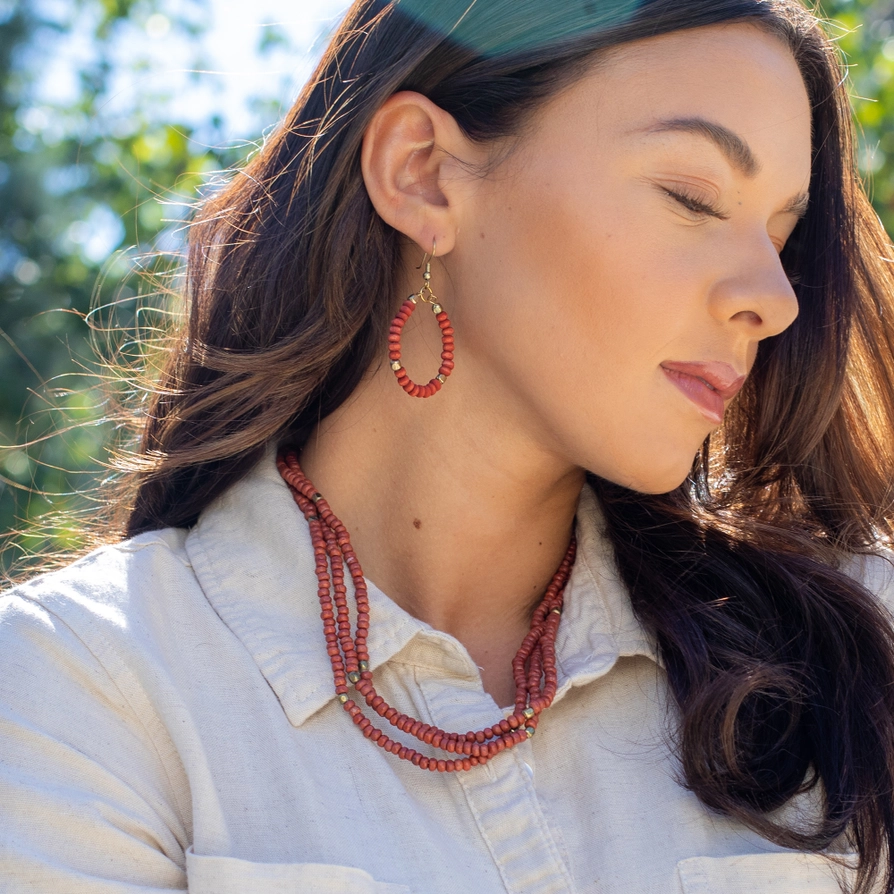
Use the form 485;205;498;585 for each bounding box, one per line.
676;852;854;894
186;848;412;894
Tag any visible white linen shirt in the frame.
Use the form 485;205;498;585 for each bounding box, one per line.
1;455;892;894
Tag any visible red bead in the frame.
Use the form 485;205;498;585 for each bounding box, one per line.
277;450;576;774
387;297;456;397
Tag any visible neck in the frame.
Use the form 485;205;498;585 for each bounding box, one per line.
299;367;584;705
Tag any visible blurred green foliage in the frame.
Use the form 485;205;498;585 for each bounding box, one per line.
0;0;892;573
826;0;894;229
0;0;291;573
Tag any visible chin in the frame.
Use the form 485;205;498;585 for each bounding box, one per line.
599;457;696;495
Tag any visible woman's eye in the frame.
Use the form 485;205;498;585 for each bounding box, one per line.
661;187;728;221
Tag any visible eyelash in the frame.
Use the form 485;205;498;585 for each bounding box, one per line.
661;186;729;221
659;186;800;284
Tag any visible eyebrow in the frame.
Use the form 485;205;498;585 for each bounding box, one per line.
637;116;810;219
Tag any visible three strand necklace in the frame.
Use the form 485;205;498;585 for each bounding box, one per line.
277;448;577;773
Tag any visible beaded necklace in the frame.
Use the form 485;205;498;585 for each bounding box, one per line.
277;448;576;772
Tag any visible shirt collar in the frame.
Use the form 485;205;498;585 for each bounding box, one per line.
553;484;660;701
185;454;659;728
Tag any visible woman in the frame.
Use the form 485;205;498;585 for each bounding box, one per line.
3;0;894;891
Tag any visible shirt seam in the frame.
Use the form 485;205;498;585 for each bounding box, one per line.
11;588;192;853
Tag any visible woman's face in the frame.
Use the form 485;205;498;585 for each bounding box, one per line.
449;22;811;493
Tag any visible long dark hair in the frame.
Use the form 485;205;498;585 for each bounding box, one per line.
119;1;894;890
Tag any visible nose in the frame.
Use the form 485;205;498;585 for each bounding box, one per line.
707;243;799;338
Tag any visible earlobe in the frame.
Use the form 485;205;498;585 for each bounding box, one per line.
361;91;469;256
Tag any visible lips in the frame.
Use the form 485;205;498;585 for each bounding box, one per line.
660;361;746;425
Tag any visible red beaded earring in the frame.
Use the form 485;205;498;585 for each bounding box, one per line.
388;243;455;398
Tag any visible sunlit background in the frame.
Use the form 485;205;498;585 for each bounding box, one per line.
13;0;348;262
0;0;892;570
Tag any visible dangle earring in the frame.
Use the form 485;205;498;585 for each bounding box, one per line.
388;242;455;398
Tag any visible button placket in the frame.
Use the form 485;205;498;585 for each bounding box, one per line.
418;671;577;894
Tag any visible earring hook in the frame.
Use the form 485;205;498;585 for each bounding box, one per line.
417;239;437;270
415;239;438;304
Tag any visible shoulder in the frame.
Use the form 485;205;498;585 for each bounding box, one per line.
2;527;194;642
7;525;192;600
0;531;194;888
0;528;202;704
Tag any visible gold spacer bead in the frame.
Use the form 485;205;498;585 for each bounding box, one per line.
431;303;442;314
338;694;348;704
390;360;402;371
550;608;562;615
348;671;361;684
311;492;323;503
359;660;369;672
408;295;418;304
436;374;446;384
525;727;535;739
423;271;431;281
523;707;535;719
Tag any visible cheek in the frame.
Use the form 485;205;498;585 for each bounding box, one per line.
453;159;716;491
483;171;635;333
462;168;688;396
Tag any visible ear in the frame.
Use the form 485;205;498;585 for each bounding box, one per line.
360;91;478;257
